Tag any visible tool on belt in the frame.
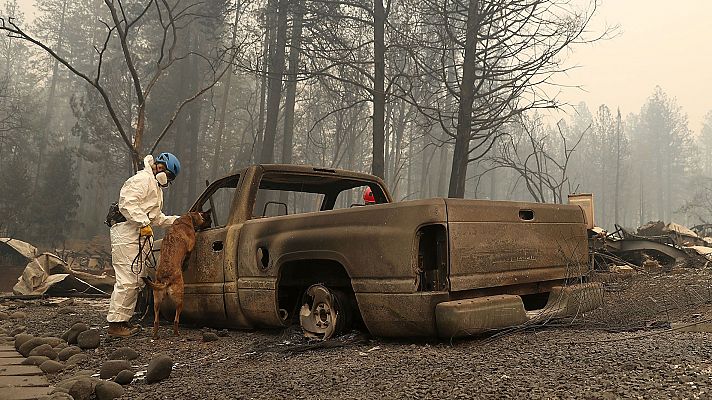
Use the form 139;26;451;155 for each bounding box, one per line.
105;202;127;227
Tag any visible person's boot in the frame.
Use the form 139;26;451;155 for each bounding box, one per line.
108;322;141;337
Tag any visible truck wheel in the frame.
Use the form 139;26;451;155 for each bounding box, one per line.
299;284;352;340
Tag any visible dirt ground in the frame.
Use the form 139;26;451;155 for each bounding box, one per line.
3;268;712;399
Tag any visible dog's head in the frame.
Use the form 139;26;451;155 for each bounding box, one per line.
188;210;212;231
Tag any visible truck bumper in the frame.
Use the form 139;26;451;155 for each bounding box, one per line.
435;282;604;338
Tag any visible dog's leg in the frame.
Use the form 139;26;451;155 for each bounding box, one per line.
173;296;183;336
153;289;164;339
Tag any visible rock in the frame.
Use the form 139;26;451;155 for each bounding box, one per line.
77;329;100;349
202;332;219;342
22;355;50;366
74;369;94;376
66;378;94;400
54;342;68;350
10;311;26;319
100;360;131;379
0;311;9;320
42;336;64;347
66;353;88;366
146;354;173;383
58;346;82;361
114;369;134;385
57;307;76;314
19;337;46;357
30;343;58;360
62;322;89;344
109;347;139;360
49;386;70;394
14;333;33;350
10;326;27;336
40;392;74;400
40;359;65;373
95;381;125;400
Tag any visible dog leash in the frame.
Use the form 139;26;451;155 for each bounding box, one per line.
131;234;157;276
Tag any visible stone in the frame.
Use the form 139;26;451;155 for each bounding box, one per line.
114;369;134;385
14;333;33;350
58;346;82;361
41;392;74;400
109;347;139;360
62;323;89;344
39;359;65;373
30;344;58;360
19;337;46;357
146;354;173;383
0;311;9;320
66;378;94;400
95;380;125;400
10;311;26;319
9;326;27;336
54;342;68;350
42;337;64;347
57;307;76;315
100;360;131;379
202;332;219;342
74;369;94;376
22;355;50;366
66;353;88;366
77;329;100;349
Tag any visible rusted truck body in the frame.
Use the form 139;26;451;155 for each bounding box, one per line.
164;164;602;338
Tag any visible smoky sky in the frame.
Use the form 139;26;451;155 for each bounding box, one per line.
16;0;712;133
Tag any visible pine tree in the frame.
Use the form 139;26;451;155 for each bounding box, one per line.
28;148;81;247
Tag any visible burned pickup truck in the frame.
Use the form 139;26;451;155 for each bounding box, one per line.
163;164;601;339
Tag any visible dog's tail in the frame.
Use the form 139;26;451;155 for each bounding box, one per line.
141;276;168;290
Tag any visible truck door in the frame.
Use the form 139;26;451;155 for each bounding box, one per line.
181;175;241;327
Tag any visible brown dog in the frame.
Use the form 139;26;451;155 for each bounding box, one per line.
143;210;210;338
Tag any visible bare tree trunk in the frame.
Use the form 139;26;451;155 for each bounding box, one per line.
371;0;386;178
437;131;449;197
281;0;304;165
259;0;288;164
211;1;241;181
448;0;479;198
254;5;273;164
36;0;68;186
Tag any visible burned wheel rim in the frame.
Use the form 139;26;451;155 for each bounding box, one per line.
299;284;349;340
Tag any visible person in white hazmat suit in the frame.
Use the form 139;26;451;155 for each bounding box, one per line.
107;152;181;337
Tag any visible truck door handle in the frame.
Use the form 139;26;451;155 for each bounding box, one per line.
212;241;223;252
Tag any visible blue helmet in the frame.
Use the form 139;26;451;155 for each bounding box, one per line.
156;152;181;179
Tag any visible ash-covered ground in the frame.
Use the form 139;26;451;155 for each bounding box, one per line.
3;268;712;399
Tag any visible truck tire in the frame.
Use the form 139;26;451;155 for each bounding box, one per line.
299;284;352;340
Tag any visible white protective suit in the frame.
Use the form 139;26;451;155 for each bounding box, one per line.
107;155;179;322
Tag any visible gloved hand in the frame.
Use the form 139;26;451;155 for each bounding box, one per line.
139;225;153;237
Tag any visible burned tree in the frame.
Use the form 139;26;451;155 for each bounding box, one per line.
0;0;236;171
402;0;603;198
485;115;586;204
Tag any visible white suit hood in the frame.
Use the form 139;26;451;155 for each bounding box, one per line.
117;155;178;228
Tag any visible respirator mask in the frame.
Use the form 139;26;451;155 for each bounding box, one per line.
155;172;170;187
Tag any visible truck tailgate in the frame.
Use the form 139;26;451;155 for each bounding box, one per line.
445;199;588;291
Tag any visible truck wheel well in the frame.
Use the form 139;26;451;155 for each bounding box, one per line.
277;260;357;324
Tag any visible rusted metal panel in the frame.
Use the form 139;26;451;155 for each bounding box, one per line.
355;292;449;337
237;199;447;290
606;239;689;263
179;228;227;325
446;199;588;292
237;288;283;327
